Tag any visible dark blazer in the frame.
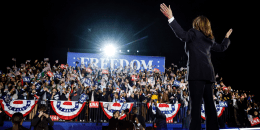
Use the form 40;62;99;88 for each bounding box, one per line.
99;92;110;102
169;19;231;82
31;115;54;130
88;90;99;101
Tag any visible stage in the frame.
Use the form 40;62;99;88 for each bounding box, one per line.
0;121;243;130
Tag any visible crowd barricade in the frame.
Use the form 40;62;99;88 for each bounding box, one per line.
0;99;231;124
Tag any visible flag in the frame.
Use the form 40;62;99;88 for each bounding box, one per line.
12;58;16;61
44;58;49;61
55;60;58;63
201;103;225;120
0;99;38;117
100;102;134;120
26;60;31;63
50;100;86;120
147;103;181;122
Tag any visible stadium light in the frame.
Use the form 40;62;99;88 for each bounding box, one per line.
137;50;139;53
127;50;130;52
104;45;116;56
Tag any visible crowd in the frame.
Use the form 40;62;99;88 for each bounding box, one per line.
0;58;259;129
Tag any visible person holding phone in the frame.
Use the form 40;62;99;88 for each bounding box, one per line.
148;99;167;130
160;3;232;130
31;105;54;130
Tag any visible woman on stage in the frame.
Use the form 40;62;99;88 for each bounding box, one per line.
160;3;233;130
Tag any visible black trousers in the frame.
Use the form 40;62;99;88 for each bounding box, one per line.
188;80;219;130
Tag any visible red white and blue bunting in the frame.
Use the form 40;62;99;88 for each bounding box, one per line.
147;103;181;122
50;100;86;120
201;103;225;120
100;102;134;120
0;99;38;117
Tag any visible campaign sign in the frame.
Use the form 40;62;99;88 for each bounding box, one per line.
67;52;165;72
86;68;92;73
0;99;38;117
22;77;31;83
102;69;109;74
154;68;159;73
201;103;225;120
218;101;228;107
131;75;136;81
60;64;65;69
173;80;180;87
47;71;54;77
79;93;89;103
50;115;60;121
147;103;181;122
89;101;99;108
100;102;134;120
54;74;61;79
50;100;86;120
250;117;260;126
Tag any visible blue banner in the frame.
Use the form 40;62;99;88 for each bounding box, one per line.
218;101;228;107
67;52;165;72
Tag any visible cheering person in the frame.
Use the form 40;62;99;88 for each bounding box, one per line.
160;3;233;130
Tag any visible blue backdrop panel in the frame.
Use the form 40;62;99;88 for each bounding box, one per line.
67;52;165;72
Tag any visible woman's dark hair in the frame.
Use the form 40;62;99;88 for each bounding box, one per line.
192;15;214;40
38;105;47;112
11;112;23;125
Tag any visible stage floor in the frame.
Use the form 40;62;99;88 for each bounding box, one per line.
1;121;256;130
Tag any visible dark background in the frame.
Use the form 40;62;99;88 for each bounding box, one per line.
2;0;259;100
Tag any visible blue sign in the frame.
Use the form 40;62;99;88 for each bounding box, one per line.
79;93;89;103
85;78;91;86
23;77;31;83
67;52;165;72
173;80;180;87
218;101;228;107
54;74;61;79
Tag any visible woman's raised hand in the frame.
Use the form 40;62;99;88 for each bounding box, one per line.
225;29;233;38
160;3;173;20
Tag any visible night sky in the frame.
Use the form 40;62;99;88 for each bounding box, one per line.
2;0;258;99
